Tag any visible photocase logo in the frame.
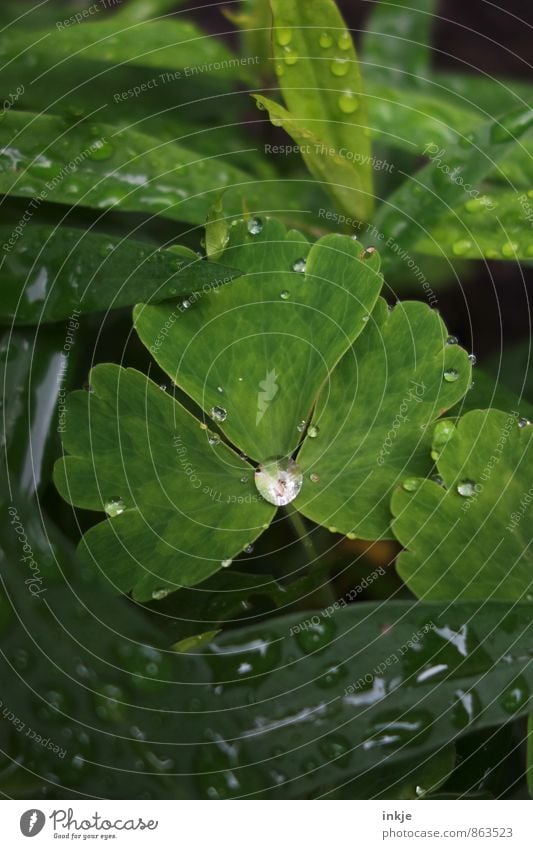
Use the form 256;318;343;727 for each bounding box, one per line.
256;369;279;425
20;809;46;837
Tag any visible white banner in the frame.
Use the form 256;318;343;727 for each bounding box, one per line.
1;800;531;847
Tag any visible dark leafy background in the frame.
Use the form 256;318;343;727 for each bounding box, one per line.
1;0;532;803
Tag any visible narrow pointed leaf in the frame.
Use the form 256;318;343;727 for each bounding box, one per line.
363;0;437;83
0;225;238;324
269;0;373;220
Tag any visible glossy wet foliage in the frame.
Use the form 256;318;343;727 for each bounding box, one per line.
1;0;533;801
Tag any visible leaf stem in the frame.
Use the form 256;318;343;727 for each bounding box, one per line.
283;502;317;563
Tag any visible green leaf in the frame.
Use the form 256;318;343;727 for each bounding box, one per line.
5;18;248;81
1;329;79;499
205;195;230;261
116;0;190;23
528;716;533;798
363;0;437;83
134;216;383;461
371;106;533;268
3;506;532;800
53;364;276;600
0;224;238;324
296;299;471;539
415;187;533;261
392;409;533;601
0;110;317;228
268;0;373;220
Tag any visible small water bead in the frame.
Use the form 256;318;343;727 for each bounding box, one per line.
276;27;292;46
292;257;307;273
88;138;114;161
243;544;254;555
468;353;477;365
255;456;303;506
402;478;421;492
338;92;358;114
328;526;338;534
275;62;285;77
452;239;472;256
280;290;290;300
457;479;476;497
317;664;345;689
501;241;518;258
239;475;248;484
104;497;125;517
330;58;349;77
178;296;191;310
308;425;320;438
283;46;298;66
319;32;333;48
207;433;221;446
446;335;458;345
360;246;376;260
297;420;306;433
518;417;532;428
431;474;446;487
221;559;233;568
443;368;459;382
152;588;170;601
247;216;263;235
337;32;352;51
210;406;227;422
295;617;336;653
451;688;482;728
500;676;529;713
310;473;320;483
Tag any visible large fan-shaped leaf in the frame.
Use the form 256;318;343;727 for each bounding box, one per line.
53;364;275;600
134;217;383;461
296;300;471;539
392;409;533;601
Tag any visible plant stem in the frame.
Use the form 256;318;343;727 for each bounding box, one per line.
283;504;336;607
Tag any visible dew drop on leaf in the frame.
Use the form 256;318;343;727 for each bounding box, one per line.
296;420;306;432
330;58;349;77
518;417;531;428
338;92;359;114
468;353;477;365
104;497;125;517
88;138;114;161
443;368;459;382
452;239;472;256
280;290;290;300
310;473;320;483
446;335;458;345
457;480;476;497
276;27;292;46
221;559;233;568
402;478;420;492
247;216;263;235
243;544;254;554
319;32;333;48
308;425;319;438
210;406;227;422
292;257;307;272
152;588;170;601
337;32;352;50
283;46;298;65
254;457;303;506
501;241;518;258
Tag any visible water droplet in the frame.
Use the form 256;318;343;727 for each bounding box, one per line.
280;290;290;300
276;27;292;46
221;558;233;568
217;386;224;394
104;497;125;517
362;314;370;322
446;335;458;345
330;58;349;77
452;239;472;256
296;420;306;433
451;688;482;728
468;353;477;365
500;676;529;713
337;32;352;51
292;257;307;273
247;216;263;235
308;425;319;438
443;368;459;382
518;417;531;428
317;664;345;689
360;246;376;260
207;433;221;446
152;588;170;601
295;617;336;653
464;197;485;213
243;544;254;555
431;474;446;487
501;241;518;258
457;479;476;497
88;138;114;161
210;406;227;422
178;296;191;310
433;419;456;447
319;32;333;48
239;475;248;483
402;478;420;492
310;473;320;483
283;46;298;65
338;91;358;114
254;457;303;506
